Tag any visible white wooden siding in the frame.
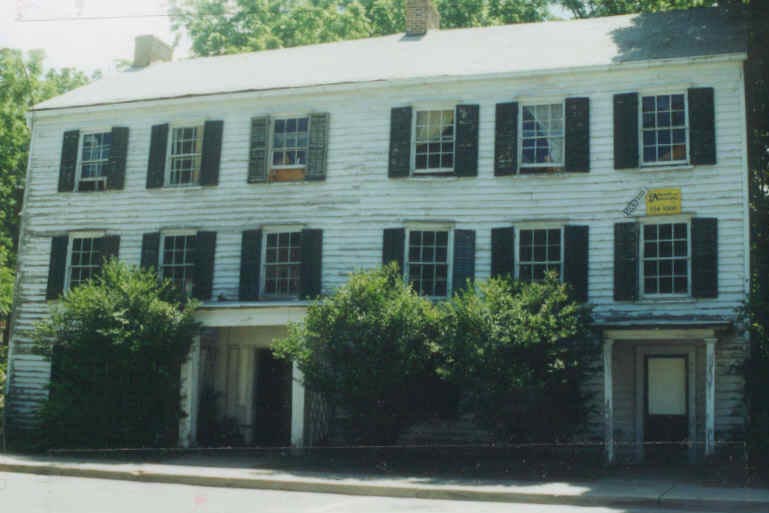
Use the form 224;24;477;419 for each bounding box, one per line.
6;59;748;429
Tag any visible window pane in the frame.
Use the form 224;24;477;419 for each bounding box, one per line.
521;103;564;166
414;110;455;171
641;94;688;164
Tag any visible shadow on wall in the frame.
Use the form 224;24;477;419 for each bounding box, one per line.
609;7;747;64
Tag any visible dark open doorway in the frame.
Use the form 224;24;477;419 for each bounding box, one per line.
252;349;293;447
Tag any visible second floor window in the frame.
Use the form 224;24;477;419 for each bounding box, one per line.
407;229;450;297
642;222;689;295
272;118;309;168
161;234;196;294
518;228;562;282
168;126;203;186
414;110;454;173
521;103;564;167
642;93;687;165
78;132;111;191
263;231;302;297
68;237;101;288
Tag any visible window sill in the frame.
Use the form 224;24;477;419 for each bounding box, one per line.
633;296;696;305
630;164;695;172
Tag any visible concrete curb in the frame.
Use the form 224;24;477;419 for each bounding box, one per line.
0;460;765;511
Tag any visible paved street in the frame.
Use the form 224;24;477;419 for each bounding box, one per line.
0;471;753;513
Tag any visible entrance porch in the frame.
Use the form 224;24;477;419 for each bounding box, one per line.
602;326;727;464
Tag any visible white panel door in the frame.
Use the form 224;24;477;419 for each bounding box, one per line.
647;356;687;415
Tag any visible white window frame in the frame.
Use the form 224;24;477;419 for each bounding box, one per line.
165;123;204;187
159;230;197;294
260;225;305;299
639;91;690;168
404;224;454;299
518;101;566;169
514;225;565;282
270;115;311;170
411;107;457;175
74;129;111;192
639;217;692;298
64;230;105;290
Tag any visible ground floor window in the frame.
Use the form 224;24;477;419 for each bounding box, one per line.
407;229;450;297
263;231;302;297
161;234;196;294
641;222;689;295
518;228;562;282
68;237;102;288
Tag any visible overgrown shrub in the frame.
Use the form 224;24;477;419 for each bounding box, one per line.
33;260;200;449
438;274;596;443
273;263;442;444
740;291;769;475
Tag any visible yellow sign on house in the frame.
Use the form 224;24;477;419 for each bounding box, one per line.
646;188;682;216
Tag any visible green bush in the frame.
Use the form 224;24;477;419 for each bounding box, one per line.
740;291;769;474
33;260;200;449
438;274;596;442
273;263;442;444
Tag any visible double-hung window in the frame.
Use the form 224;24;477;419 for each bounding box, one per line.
518;228;563;282
262;230;302;298
521;103;564;168
272;117;309;168
414;109;455;173
641;222;690;295
161;234;196;294
641;93;688;165
167;125;203;186
77;132;112;191
67;236;102;288
406;229;451;297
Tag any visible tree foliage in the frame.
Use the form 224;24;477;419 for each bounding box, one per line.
273;263;442;444
33;260;200;449
438;274;595;442
170;0;551;57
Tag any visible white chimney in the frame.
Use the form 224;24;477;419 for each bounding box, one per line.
133;35;173;68
405;0;440;36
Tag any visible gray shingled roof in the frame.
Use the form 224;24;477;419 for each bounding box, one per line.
33;7;746;111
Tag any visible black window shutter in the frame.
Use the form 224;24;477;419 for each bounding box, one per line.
688;87;716;165
146;124;168;188
494;102;518;176
382;228;406;272
307;113;330;180
491;227;515;278
140;232;161;271
565;97;590;173
97;235;121;266
614;222;639;301
107;127;129;190
453;229;475;293
613;93;639;170
692;217;718;298
388;107;412;178
46;235;69;299
248;116;271;183
200;120;224;186
564;225;589;302
193;231;217;300
455;105;479;177
300;229;323;299
239;229;262;301
58;130;79;192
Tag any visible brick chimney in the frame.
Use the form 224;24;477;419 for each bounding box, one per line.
405;0;440;36
132;35;173;68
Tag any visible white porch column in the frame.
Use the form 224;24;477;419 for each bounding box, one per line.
290;362;306;448
603;338;615;464
705;337;717;456
179;335;201;448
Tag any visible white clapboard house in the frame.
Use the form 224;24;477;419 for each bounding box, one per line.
3;2;749;463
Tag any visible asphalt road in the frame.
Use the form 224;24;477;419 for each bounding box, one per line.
0;471;746;513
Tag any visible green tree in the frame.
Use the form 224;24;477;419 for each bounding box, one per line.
33;260;200;449
438;274;595;442
272;264;442;444
171;0;550;57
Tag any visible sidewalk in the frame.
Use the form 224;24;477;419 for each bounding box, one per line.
0;451;767;510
